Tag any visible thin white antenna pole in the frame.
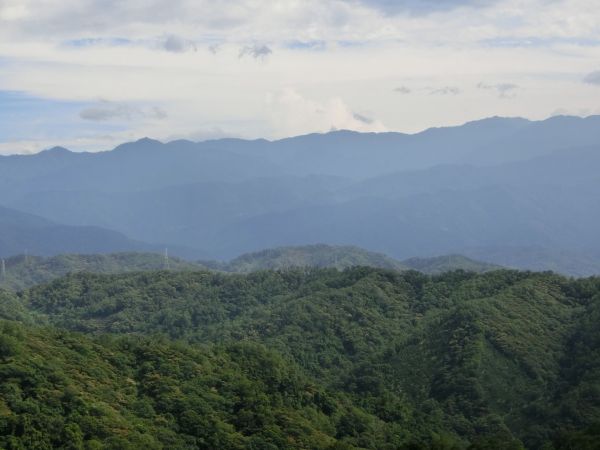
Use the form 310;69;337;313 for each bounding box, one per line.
1;259;5;281
164;248;170;270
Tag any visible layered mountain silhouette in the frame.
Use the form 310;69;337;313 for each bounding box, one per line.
1;115;599;275
0;205;151;257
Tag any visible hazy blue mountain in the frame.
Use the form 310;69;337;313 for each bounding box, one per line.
1;115;600;274
462;246;600;277
337;145;600;201
0;138;286;203
465;115;600;165
200;183;597;258
9;176;349;246
0;205;202;259
1;115;596;202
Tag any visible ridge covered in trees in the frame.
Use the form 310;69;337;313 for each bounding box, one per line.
0;253;200;291
1;267;600;448
0;247;500;291
201;244;410;273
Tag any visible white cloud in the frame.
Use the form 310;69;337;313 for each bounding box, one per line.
79;101;167;121
162;35;196;53
266;88;387;137
394;86;412;94
0;1;28;21
1;0;600;152
429;86;461;95
583;70;600;85
238;44;272;60
477;82;519;98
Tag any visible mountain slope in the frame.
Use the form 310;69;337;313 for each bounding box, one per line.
0;319;378;449
206;244;409;272
402;254;502;274
16;268;600;448
0;205;157;258
0;252;202;291
2;116;600;274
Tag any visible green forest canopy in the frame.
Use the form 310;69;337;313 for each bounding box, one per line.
0;267;599;448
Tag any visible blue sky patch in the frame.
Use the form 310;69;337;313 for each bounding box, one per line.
62;37;133;48
0;91;125;143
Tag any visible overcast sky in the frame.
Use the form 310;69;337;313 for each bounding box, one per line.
0;0;599;154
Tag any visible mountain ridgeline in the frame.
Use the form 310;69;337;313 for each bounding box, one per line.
0;247;502;291
1;267;600;448
1;115;600;275
207;245;499;274
0;252;199;291
202;244;410;272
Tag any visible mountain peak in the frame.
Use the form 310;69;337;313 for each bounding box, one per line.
135;137;162;145
114;137;163;153
41;146;72;155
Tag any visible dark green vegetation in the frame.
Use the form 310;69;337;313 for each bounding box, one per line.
402;255;501;274
203;244;409;273
0;252;200;291
0;320;360;449
2;267;600;448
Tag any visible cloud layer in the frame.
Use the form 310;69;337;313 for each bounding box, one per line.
0;0;599;153
583;71;600;85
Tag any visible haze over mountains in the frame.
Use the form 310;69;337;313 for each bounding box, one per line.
1;114;600;275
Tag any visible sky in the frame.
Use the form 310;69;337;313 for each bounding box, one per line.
0;0;599;154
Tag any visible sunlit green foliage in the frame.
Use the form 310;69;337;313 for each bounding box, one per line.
2;268;600;448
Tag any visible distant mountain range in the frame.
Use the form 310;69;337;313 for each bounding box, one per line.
0;205;151;257
1;115;599;275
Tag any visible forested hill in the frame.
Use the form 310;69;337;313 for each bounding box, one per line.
0;252;201;291
402;254;502;274
0;247;500;291
2;267;599;448
0;319;363;449
203;244;409;272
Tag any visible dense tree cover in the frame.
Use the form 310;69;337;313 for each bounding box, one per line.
0;253;201;291
401;255;501;275
5;267;599;448
0;248;500;292
202;245;409;273
0;320;389;449
0;289;32;324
